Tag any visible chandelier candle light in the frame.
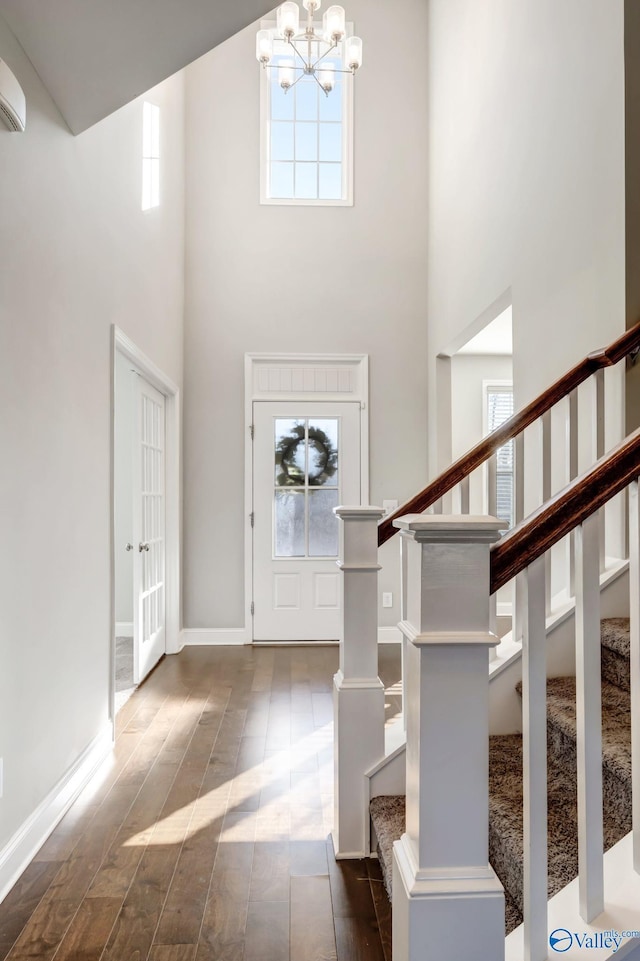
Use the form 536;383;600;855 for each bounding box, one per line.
256;0;363;95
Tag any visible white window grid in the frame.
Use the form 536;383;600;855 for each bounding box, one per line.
260;22;354;206
142;102;160;211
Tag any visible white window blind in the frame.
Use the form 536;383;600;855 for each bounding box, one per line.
487;386;514;529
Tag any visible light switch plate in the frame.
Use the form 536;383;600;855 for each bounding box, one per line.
382;499;398;516
382;592;393;608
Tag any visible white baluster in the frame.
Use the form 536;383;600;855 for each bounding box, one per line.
488;452;498;517
629;480;640;873
332;506;385;859
595;370;606;572
460;475;470;514
400;530;409;730
522;555;548;961
392;514;504;961
575;513;604;920
568;389;579;597
542;410;552;614
514;433;526;647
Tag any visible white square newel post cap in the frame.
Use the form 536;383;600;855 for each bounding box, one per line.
392;513;503;542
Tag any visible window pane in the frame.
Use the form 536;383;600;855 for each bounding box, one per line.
295;163;318;199
272;122;294;161
309;489;339;556
275;490;306;556
150;105;160;157
295;123;318;162
150;158;160;208
319;163;342;200
295;79;318;121
271;162;294;198
275;419;306;486
319;78;342;122
319;123;341;162
308;418;339;487
271;79;294;120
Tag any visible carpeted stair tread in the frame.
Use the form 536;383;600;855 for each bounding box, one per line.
600;618;630;657
370;794;405;899
489;735;585;921
369;792;522;934
368;618;632;941
601;618;630;692
545;676;631;789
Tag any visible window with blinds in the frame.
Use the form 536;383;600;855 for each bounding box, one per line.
486;385;514;529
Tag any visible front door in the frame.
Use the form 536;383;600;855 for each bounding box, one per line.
252;402;361;641
133;377;166;682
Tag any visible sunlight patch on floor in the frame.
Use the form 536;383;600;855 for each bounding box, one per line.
122;720;334;846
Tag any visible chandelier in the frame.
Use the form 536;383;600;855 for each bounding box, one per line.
255;1;363;96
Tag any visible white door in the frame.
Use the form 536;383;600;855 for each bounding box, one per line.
252;401;361;641
133;377;166;682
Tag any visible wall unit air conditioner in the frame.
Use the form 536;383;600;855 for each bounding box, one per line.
0;59;25;132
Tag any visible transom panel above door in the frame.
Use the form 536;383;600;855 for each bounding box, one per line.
252;401;362;641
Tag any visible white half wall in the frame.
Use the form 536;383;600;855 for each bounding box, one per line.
183;0;429;632
0;14;184;865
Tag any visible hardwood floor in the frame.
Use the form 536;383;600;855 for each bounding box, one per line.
0;645;400;961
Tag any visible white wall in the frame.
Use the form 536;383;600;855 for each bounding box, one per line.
0;14;184;861
183;0;429;631
114;352;134;627
426;0;625;473
451;354;513;459
450;353;513;513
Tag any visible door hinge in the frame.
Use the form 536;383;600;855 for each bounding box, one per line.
250;512;255;528
250;424;255;440
250;601;255;616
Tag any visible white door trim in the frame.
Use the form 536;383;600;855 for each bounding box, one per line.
111;326;181;724
244;353;369;643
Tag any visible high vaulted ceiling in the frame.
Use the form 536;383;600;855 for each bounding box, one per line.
0;0;273;133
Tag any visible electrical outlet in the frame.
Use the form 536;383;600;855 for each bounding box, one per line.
382;592;393;608
382;499;398;516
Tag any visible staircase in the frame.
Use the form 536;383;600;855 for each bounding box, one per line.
370;617;632;937
331;322;640;961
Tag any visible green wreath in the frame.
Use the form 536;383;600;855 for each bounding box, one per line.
275;423;338;487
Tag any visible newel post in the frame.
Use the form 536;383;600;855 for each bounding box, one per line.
392;515;505;961
332;506;386;859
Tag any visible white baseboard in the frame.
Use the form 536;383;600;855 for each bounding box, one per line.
182;628;250;646
181;627;400;646
0;722;113;905
115;622;133;638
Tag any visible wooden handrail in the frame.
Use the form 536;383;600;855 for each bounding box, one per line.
490;428;640;593
378;319;640;547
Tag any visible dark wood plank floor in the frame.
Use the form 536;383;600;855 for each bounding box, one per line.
0;645;401;961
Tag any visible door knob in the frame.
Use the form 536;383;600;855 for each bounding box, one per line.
139;542;150;552
125;543;134;551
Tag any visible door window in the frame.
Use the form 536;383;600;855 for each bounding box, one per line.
273;417;340;557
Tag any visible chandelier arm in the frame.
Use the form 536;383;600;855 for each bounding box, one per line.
311;72;329;96
309;42;339;71
286;71;307;92
287;38;310;69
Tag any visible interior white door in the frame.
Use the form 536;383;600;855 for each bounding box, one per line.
252;401;361;641
133;377;166;682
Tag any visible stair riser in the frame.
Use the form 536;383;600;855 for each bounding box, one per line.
601;646;630;692
547;721;631;840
